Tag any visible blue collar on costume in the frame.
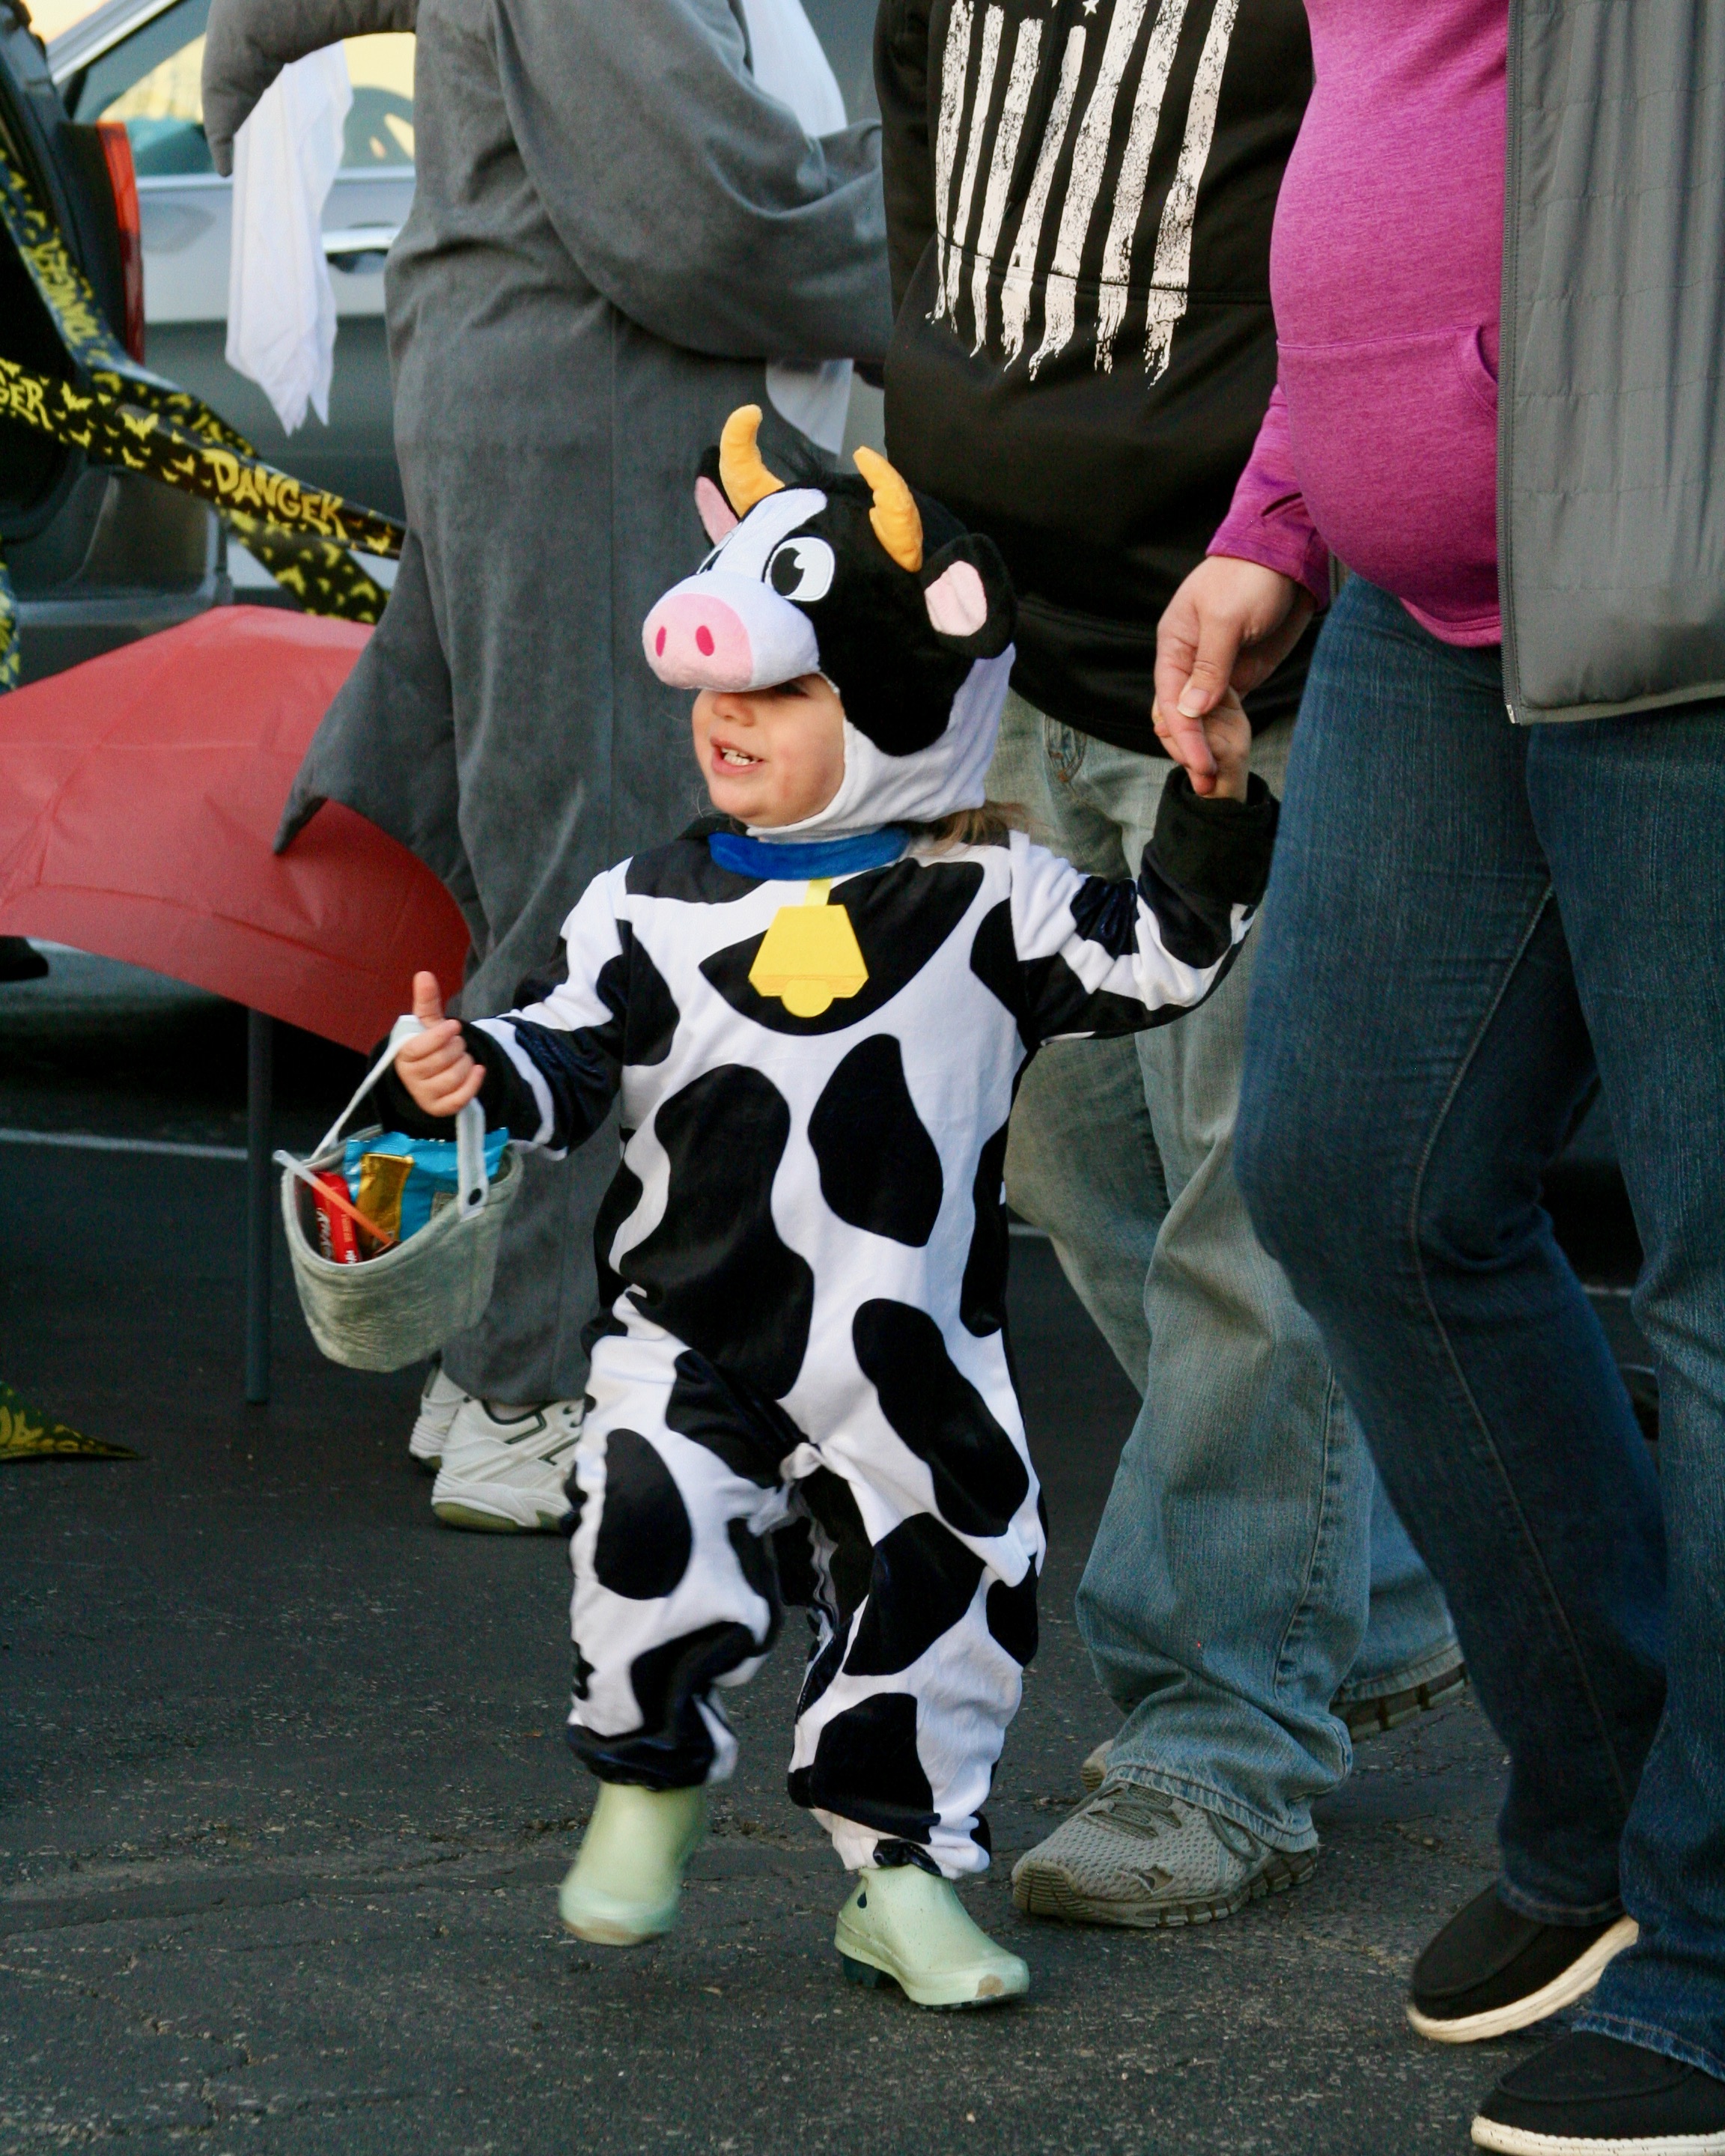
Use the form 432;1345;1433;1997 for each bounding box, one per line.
708;827;909;880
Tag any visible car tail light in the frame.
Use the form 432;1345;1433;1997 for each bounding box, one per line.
96;118;145;362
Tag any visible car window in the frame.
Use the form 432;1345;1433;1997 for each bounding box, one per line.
67;0;413;176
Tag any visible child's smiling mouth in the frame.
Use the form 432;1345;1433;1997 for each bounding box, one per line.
690;677;845;825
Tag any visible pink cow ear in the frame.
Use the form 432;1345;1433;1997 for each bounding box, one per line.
923;558;989;638
696;475;740;545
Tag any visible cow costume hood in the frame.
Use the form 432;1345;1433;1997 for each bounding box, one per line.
642;407;1017;836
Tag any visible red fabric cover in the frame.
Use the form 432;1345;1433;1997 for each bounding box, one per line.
0;609;469;1052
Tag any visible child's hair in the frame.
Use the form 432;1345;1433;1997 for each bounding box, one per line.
913;800;1027;850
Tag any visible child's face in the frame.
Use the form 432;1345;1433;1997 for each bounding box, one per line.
693;675;848;827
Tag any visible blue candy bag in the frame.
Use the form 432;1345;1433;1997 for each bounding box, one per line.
344;1128;511;1246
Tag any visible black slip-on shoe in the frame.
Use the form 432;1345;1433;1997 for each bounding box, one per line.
1472;2032;1725;2153
1408;1884;1638;2043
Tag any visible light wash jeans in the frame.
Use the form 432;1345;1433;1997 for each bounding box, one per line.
991;692;1457;1851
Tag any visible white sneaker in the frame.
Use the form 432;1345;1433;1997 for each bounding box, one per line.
430;1396;583;1533
409;1358;471;1472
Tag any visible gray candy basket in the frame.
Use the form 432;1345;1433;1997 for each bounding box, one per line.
277;1018;520;1373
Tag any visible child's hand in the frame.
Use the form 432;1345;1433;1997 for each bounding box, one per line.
1153;685;1252;800
395;972;484;1118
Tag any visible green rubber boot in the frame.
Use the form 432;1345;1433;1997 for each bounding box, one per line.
834;1864;1029;2009
558;1782;706;1946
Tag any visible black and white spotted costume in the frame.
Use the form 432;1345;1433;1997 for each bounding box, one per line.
380;415;1278;1880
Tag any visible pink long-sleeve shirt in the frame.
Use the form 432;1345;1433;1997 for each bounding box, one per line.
1209;0;1506;645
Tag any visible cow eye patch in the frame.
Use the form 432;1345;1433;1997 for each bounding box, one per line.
767;537;836;603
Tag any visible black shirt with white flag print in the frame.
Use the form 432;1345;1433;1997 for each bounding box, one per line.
877;0;1312;755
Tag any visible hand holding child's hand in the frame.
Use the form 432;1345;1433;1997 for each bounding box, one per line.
1153;685;1252;801
395;972;484;1118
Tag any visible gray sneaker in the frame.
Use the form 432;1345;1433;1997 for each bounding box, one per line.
1335;1656;1468;1741
1011;1779;1317;1928
1079;1739;1114;1794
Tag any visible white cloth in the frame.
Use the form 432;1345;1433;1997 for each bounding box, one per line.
225;46;353;434
740;0;855;455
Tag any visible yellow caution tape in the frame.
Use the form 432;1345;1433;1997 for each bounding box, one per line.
0;130;403;688
0;352;403;552
0;563;16;691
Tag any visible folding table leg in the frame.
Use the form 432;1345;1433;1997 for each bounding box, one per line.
245;1008;273;1405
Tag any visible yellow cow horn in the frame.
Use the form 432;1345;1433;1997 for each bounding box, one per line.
719;405;785;514
853;445;923;573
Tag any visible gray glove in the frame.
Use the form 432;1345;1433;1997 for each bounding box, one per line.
201;0;416;176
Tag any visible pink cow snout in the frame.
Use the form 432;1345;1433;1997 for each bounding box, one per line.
642;591;755;691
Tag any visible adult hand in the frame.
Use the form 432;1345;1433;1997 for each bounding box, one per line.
394;972;484;1118
1154;556;1312;795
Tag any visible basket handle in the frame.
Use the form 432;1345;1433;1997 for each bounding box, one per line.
454;1094;488;1217
308;1014;492;1216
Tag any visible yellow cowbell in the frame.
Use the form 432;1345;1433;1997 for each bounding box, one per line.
748;878;868;1018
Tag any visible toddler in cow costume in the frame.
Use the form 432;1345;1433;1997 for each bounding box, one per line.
386;409;1277;2008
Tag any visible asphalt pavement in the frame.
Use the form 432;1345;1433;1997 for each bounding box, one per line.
0;951;1647;2155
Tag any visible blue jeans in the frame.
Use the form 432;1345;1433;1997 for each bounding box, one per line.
1237;575;1721;2074
992;694;1457;1851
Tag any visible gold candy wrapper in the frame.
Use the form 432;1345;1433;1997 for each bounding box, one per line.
353;1151;415;1255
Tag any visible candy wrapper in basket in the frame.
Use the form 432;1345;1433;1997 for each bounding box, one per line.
343;1128;511;1251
